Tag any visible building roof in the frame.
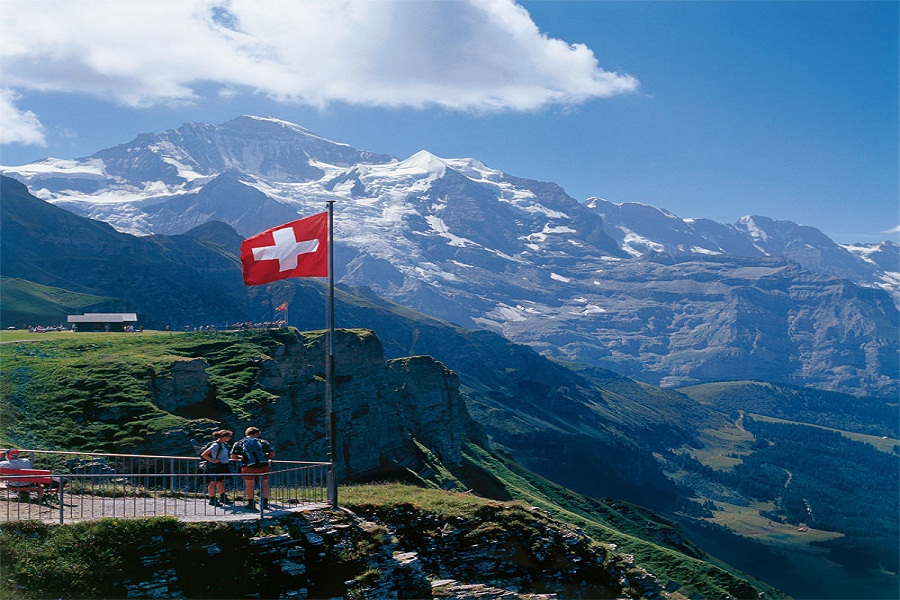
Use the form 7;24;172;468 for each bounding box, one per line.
67;313;138;323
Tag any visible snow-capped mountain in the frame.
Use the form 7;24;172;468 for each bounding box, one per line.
586;197;899;300
2;116;897;395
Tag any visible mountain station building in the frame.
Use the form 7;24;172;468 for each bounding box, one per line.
67;312;138;332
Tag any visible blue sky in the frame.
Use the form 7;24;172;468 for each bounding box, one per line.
1;0;896;244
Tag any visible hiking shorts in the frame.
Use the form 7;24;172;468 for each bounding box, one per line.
240;464;270;482
205;463;231;482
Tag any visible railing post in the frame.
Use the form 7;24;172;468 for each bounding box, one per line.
58;486;64;524
169;458;175;506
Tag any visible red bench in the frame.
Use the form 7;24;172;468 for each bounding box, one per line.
0;468;63;503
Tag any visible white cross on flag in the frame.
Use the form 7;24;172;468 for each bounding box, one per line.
240;212;328;285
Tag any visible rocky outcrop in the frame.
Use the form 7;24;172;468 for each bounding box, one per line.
112;505;673;600
388;355;470;466
344;502;669;600
147;328;478;481
150;358;210;412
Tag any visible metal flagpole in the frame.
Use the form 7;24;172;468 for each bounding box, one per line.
325;200;337;508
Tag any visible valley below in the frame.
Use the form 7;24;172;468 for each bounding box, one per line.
0;328;896;599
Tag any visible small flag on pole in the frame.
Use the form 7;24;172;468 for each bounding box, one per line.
275;303;288;311
240;212;328;285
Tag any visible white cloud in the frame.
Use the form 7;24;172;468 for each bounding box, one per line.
0;89;46;145
0;1;638;122
882;225;900;235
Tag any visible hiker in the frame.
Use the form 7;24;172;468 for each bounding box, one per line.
230;427;275;510
200;429;234;507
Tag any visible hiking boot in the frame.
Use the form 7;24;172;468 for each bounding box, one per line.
219;494;232;504
261;498;268;510
246;500;256;510
209;497;220;507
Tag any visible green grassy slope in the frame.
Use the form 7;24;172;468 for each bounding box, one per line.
450;440;783;600
0;328;320;452
0;277;120;329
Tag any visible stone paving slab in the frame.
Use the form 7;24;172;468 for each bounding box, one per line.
0;494;329;524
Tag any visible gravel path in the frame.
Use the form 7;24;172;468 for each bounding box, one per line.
0;493;328;524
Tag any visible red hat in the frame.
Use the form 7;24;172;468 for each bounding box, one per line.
7;449;19;459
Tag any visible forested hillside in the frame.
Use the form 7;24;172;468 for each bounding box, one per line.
680;381;899;438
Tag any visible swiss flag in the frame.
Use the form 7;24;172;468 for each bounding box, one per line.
241;212;328;285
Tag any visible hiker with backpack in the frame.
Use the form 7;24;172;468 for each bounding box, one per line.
230;426;275;510
200;429;234;507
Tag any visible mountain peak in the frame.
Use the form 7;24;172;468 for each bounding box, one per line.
737;215;773;241
398;150;448;173
224;115;343;146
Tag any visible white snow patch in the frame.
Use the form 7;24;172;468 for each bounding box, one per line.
550;272;571;283
523;224;578;247
841;243;895;267
1;157;106;176
160;157;205;181
491;303;529;322
46;189;158;206
443;157;498;182
424;215;476;247
690;246;722;255
544;225;577;234
622;231;665;254
739;216;769;241
881;271;900;285
574;304;607;315
485;247;521;263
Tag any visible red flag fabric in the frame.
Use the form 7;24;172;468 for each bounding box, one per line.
241;212;328;285
275;303;288;311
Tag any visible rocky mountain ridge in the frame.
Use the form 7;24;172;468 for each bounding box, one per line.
586;197;898;296
2;117;897;397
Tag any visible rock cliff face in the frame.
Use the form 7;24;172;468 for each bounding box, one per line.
148;329;480;480
150;358;211;412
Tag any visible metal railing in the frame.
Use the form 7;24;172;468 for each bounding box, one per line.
0;450;331;523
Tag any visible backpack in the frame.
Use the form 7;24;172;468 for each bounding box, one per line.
196;441;214;470
241;437;267;467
